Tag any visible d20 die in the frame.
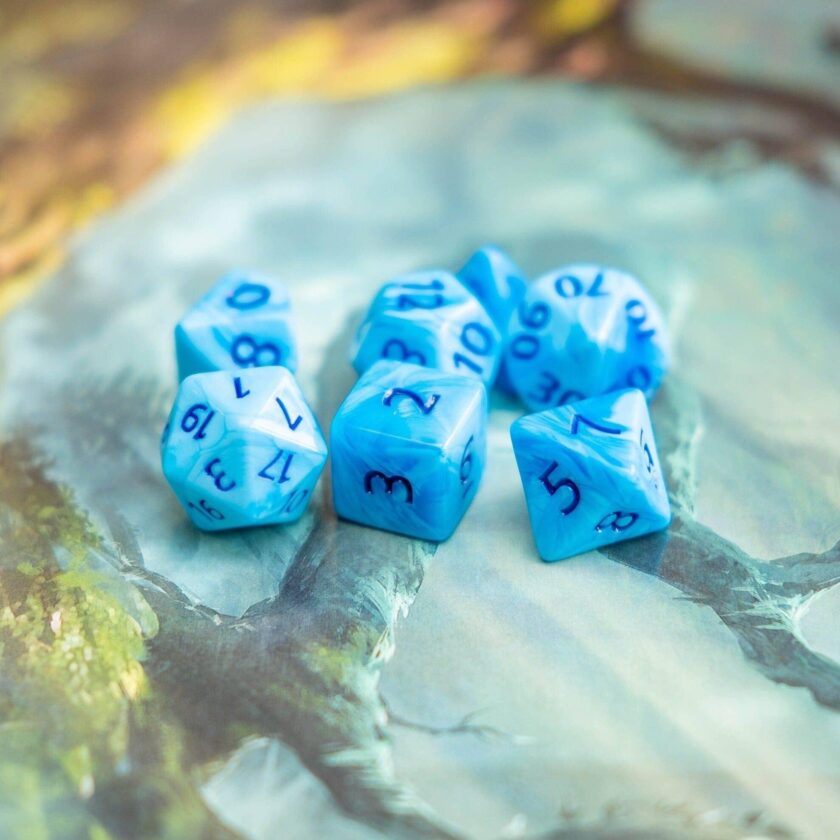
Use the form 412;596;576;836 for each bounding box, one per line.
331;359;487;541
351;271;501;387
455;245;527;334
161;366;326;531
510;388;670;561
175;271;297;381
505;264;670;410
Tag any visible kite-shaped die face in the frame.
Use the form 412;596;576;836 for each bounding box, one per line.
505;264;670;410
511;388;671;562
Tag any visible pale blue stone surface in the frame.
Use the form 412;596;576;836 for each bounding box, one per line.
505;264;670;410
175;270;297;381
351;270;501;387
161;366;326;530
511;388;670;561
331;359;486;541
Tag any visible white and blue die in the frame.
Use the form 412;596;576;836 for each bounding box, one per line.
161;366;326;530
505;264;670;410
175;271;297;381
351;271;501;388
511;388;670;561
331;360;487;541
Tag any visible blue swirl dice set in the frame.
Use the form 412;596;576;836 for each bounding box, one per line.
160;250;671;562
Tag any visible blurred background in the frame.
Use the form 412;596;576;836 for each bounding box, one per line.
2;0;838;314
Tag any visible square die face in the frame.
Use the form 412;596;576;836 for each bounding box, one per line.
331;360;487;541
176;272;296;380
511;389;670;561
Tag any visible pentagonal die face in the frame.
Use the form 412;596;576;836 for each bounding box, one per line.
505;265;670;411
351;271;502;387
455;245;527;334
511;388;670;562
161;366;326;531
331;360;487;542
175;271;297;381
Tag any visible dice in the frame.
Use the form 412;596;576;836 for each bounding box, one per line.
505;264;669;410
510;388;670;561
351;271;501;387
175;271;297;381
456;245;527;334
160;366;326;530
331;359;487;541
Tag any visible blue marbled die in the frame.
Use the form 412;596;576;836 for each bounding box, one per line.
331;359;487;541
456;245;528;397
351;270;501;388
504;264;670;411
175;270;297;381
161;366;326;531
510;388;670;562
456;245;527;334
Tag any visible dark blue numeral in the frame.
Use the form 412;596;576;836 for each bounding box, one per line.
226;282;270;310
181;404;215;439
459;435;474;498
275;397;303;430
510;333;540;360
595;511;638;532
233;377;250;399
570;414;624;436
453;321;494;376
204;458;236;492
555;274;582;298
397;293;445;310
258;451;294;484
231;334;282;367
382;338;426;366
555;271;608;299
587;271;608;296
188;499;224;521
280;486;310;514
518;301;551;329
364;471;413;503
383;388;440;414
461;322;493;356
399;279;445;291
528;372;582;407
539;462;580;515
625;299;656;341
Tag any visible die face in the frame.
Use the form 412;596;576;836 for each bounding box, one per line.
511;389;670;562
351;271;501;387
505;265;670;410
455;246;527;333
331;360;487;541
175;271;297;381
161;366;326;531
